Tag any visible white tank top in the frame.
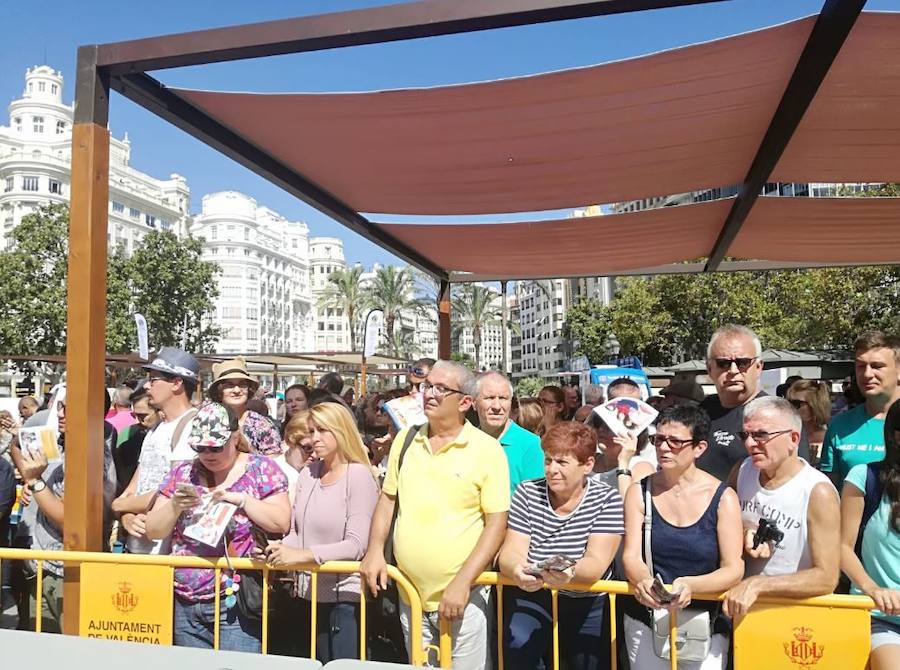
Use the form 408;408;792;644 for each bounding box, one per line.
736;457;834;577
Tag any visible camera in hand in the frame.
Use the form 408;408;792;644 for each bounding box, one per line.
752;517;784;550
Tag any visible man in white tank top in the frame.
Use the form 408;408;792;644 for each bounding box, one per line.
722;396;840;620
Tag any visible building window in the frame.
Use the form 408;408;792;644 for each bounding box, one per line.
56;120;65;135
210;226;217;240
32;116;44;133
145;214;156;227
129;207;140;220
22;176;39;192
161;220;171;231
4;177;13;193
244;227;250;241
49;179;61;194
51;84;58;95
13;117;21;132
38;82;46;93
112;202;124;214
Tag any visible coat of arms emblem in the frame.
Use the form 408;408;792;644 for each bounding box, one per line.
111;580;139;614
783;626;824;666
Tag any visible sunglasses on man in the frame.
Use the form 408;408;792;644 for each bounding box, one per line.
712;357;758;373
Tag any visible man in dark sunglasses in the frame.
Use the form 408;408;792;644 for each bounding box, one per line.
697;325;809;481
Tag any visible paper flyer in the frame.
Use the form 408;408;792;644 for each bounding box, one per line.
18;425;61;461
383;394;427;431
593;397;658;435
182;497;238;547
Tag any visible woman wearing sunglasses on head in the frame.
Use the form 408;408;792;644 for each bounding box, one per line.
622;405;744;669
145;402;290;652
785;381;831;468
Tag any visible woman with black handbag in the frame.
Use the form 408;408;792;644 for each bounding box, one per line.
145;402;291;651
264;400;379;663
622;405;743;669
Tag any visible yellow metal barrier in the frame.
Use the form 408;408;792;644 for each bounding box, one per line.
0;548;425;665
430;572;875;669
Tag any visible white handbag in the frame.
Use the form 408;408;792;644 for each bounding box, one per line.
643;483;712;663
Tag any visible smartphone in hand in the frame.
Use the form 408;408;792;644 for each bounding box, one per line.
651;574;677;604
175;482;200;500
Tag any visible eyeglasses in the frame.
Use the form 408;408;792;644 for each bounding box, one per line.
651;434;697;450
408;366;429;377
788;399;810;409
737;429;793;444
712;357;758;372
420;381;463;400
220;380;250;390
190;443;227;454
147;375;174;385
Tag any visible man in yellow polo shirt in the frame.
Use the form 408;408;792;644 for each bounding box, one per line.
361;360;510;669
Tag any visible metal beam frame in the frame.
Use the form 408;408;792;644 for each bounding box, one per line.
703;0;866;271
95;0;725;73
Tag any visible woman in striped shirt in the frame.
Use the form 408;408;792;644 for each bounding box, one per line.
498;422;624;670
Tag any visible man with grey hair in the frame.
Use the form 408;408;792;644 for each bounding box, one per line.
698;324;808;480
723;396;839;620
474;371;543;497
361;360;509;669
583;383;605;406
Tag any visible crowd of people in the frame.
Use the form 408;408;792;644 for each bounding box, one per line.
0;324;897;670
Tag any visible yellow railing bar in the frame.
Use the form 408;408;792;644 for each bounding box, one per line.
670;609;678;670
261;565;269;654
496;583;504;670
2;549;426;665
551;589;559;670
609;593;617;670
310;571;318;660
35;561;43;634
213;567;220;650
439;617;452;667
359;585;367;661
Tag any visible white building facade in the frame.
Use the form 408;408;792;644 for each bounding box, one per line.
0;66;190;252
192;191;314;354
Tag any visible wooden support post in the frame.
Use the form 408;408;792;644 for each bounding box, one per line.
63;46;110;635
438;279;451;360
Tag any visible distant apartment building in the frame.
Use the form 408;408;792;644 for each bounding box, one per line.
0;65;190;251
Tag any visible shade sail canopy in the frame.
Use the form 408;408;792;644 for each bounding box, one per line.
374;196;900;280
773;13;900;184
174;17;815;216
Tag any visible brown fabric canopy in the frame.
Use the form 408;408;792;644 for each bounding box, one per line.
774;13;900;184
375;196;900;280
175;17;815;216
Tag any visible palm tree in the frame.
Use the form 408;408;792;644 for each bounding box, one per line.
452;284;502;371
317;266;364;350
364;266;426;354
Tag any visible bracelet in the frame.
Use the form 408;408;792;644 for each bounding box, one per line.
616;468;632;477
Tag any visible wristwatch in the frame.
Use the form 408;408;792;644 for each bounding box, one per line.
615;468;632;478
28;479;47;493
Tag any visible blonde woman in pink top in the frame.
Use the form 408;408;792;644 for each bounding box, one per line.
265;400;379;662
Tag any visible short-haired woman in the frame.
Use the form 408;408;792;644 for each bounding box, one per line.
786;380;831;468
145;402;291;652
840;401;900;670
499;422;623;669
622;405;743;669
264;401;380;662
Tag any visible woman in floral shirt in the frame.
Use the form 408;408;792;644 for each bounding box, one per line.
208;357;283;457
146;402;290;651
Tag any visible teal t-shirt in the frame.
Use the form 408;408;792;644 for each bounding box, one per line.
499;420;544;497
845;464;900;626
820;405;885;483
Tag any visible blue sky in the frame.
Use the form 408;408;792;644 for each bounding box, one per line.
2;0;897;267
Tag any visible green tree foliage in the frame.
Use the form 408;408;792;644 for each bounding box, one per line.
0;205;221;359
567;266;900;367
318;266;365;349
127;230;221;353
364;266;425;353
0;204;69;358
451;284;501;371
515;376;545;398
